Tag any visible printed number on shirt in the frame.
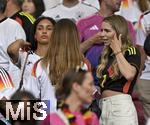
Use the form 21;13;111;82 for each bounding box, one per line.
100;74;107;88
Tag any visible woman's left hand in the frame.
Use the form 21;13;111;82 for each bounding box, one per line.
110;34;122;54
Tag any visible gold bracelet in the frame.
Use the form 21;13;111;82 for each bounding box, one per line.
114;51;122;56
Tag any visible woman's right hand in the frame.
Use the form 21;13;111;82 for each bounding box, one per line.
110;34;122;54
90;32;103;45
18;39;31;51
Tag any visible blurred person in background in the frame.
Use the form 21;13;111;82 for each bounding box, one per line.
41;68;99;125
42;0;98;22
10;91;37;125
136;8;150;73
135;0;150;122
116;0;150;26
21;0;45;19
82;0;100;9
43;0;60;10
137;34;150;121
59;0;100;9
0;0;26;95
5;0;35;44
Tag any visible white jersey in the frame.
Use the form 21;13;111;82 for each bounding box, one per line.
24;60;57;112
116;0;142;23
19;51;40;83
16;51;57;113
43;0;61;10
135;11;150;80
136;11;150;46
59;0;100;9
82;0;100;9
0;18;26;92
0;67;16;99
42;1;98;22
0;18;26;71
140;56;150;80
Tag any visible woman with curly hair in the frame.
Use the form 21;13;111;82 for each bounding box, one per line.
97;15;141;125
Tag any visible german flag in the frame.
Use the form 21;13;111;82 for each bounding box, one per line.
0;68;14;91
31;59;41;77
122;0;129;8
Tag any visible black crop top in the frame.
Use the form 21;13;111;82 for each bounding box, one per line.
98;46;141;94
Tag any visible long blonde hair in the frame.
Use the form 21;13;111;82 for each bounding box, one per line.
97;15;132;79
42;19;83;87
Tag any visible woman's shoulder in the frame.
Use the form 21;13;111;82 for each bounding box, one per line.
125;46;140;56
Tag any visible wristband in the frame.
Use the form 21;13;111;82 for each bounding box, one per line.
114;51;122;56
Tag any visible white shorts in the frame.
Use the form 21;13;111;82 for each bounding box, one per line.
99;94;138;125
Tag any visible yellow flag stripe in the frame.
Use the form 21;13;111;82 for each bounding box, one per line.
20;12;35;24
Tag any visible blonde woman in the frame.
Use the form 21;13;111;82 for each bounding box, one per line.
97;15;141;125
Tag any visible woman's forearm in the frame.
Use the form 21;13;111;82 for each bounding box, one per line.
115;52;137;80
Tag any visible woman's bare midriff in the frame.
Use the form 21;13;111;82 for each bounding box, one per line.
101;90;123;98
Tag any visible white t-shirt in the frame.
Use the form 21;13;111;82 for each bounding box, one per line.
135;11;150;80
116;0;142;23
0;18;26;71
136;11;150;46
0;18;26;92
42;1;98;22
43;0;61;10
59;0;100;9
140;56;150;80
82;0;100;9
